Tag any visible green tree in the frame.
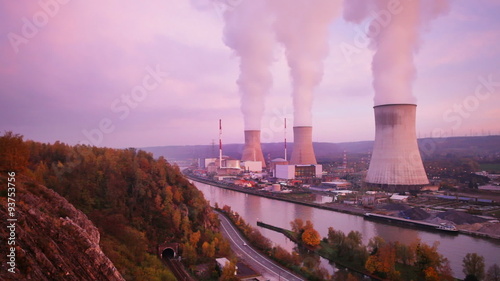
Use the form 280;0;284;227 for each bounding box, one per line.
463;253;485;281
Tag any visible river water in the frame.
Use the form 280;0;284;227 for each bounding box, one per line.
193;181;500;279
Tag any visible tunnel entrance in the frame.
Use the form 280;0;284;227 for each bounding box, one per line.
161;248;176;259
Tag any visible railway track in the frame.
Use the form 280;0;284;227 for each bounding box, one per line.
162;258;195;281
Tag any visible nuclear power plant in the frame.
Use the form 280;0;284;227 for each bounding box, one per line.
365;104;429;191
289;126;317;165
241;130;266;168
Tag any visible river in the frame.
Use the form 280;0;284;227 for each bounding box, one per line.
193;181;500;280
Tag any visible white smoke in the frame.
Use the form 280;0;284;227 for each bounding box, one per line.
222;0;275;130
343;0;450;106
270;0;341;126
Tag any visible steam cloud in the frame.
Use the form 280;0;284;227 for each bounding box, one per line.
270;0;340;126
222;0;275;130
222;0;339;129
343;0;450;106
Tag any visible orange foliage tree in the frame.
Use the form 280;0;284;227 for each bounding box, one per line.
301;227;321;248
365;242;400;280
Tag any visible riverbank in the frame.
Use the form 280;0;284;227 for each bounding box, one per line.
186;174;500;241
186;174;365;216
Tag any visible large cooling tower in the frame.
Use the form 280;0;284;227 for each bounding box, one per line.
366;104;429;191
241;130;266;168
290;126;317;165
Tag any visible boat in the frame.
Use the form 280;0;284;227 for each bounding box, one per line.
436;223;458;232
364;213;458;234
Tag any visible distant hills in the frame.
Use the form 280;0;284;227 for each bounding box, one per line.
142;135;500;162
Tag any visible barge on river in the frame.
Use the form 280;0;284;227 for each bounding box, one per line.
364;213;458;233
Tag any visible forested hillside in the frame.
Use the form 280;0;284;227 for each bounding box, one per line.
0;132;231;280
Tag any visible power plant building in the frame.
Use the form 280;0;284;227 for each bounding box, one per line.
241;161;262;172
275;164;322;180
270;158;288;177
365;104;429;191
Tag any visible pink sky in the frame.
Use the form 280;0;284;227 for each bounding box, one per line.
0;0;499;148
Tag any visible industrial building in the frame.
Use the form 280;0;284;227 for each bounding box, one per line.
269;158;288;177
366;104;429;192
275;164;322;180
241;161;262;172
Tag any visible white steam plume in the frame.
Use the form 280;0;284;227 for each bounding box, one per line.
344;0;450;106
222;0;275;130
270;0;341;126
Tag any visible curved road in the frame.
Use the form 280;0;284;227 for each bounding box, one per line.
215;210;305;281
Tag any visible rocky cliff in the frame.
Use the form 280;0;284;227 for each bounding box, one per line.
0;176;125;281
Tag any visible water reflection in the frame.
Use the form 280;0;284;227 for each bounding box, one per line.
194;181;500;280
372;223;420;246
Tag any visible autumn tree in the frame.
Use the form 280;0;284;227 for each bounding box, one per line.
486;264;500;281
201;241;215;259
394;241;415;266
302;227;321;248
365;242;400;280
368;236;386;254
272;246;300;266
463;253;485;281
220;260;238;281
290;218;305;234
15;137;225;279
0;131;29;172
414;240;454;281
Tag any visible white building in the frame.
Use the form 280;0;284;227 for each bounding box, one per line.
275;164;322;180
241;161;262;172
215;257;237;274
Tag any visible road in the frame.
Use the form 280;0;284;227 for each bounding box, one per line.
215;210;305;281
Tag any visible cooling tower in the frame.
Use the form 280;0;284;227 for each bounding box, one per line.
366;104;429;191
290;126;317;165
241;130;266;168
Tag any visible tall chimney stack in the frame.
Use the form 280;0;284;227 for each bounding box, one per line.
290;126;317;165
366;104;429;191
241;130;266;168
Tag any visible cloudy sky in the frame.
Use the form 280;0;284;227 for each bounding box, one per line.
1;0;499;148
